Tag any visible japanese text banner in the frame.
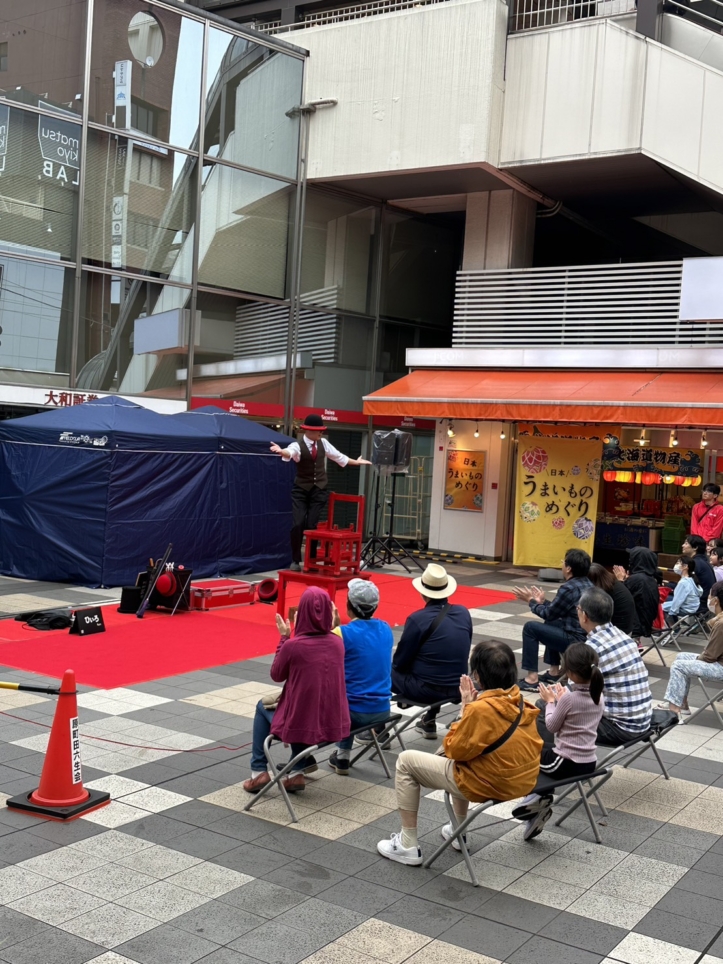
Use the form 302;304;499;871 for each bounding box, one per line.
514;437;602;568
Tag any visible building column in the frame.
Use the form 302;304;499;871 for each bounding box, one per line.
462;190;536;271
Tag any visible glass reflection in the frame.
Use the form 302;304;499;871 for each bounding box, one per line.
0;106;79;261
0;253;74;376
82;129;196;282
198;160;293;298
0;0;86;116
90;0;202;151
300;190;379;316
204;27;302;180
77;270;190;398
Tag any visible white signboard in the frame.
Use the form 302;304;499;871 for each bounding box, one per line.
37;114;81;170
114;60;132;127
679;257;723;322
111;195;125;270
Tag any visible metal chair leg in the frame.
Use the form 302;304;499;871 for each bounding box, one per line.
577;783;603;844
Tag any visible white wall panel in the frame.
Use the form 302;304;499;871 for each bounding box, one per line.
499;32;549;164
642;44;705;179
698;70;723;189
301;0;508;179
590;22;645;153
541;25;599;158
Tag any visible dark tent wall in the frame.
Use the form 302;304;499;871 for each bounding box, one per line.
0;398;295;586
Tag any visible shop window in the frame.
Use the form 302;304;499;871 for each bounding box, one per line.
131;150;162;187
0;42;8;71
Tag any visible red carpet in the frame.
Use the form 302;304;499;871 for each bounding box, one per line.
0;575;514;688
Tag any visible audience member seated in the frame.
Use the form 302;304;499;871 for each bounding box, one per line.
243;587;350;795
613;546;661;642
376;641;542;866
708;542;723;582
513;642;605;840
657;579;723;722
514;549;592;691
663;556;702;620
682;534;715;612
328;579;394;775
589;563;636;636
389;564;472;740
576;588;652;743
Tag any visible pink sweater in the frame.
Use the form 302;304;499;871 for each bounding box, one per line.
545;683;604;763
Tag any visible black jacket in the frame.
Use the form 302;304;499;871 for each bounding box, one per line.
626;546;661;638
610;580;637;637
393;600;473;689
693;552;716;612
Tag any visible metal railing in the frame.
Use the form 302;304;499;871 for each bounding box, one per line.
508;0;635;31
256;0;454;33
452;260;723;346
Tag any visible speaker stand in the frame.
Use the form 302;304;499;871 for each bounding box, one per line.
361;471;423;574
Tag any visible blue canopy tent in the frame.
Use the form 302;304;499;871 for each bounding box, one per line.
0;397;295;586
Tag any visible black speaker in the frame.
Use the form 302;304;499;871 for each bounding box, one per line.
69;607;106;636
372;429;412;471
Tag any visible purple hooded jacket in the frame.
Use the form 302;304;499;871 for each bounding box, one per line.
270;586;351;745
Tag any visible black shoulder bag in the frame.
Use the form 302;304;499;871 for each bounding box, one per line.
418;602;451;646
481;695;525;756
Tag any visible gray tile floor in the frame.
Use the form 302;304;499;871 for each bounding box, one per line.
0;564;722;964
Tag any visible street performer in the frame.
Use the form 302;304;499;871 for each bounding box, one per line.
270;413;371;571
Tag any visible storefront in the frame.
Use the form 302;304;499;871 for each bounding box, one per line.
363;358;723;567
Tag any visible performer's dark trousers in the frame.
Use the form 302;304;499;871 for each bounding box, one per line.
290;484;329;564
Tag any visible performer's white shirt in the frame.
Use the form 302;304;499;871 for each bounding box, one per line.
283;435;349;468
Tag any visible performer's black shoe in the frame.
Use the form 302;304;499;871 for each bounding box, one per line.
290;562;302;572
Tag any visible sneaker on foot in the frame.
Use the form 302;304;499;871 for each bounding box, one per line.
415;719;437;740
523;806;552;841
441;822;467;852
377;832;423;866
328;751;350;775
512;793;553;821
289;562;302;572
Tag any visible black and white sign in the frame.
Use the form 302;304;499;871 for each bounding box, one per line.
37;115;81;170
69;606;106;636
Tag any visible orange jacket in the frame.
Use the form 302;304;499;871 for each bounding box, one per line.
443;685;542;803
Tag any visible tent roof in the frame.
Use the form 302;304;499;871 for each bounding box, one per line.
172;406;294;453
0;396;210;451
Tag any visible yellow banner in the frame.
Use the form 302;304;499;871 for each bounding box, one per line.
513;437;603;567
445;449;486;512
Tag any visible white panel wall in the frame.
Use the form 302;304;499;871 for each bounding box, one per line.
428;419;510;558
300;0;509;179
501;17;723;198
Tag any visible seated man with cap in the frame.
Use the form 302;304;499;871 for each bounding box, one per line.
270;414;371;572
329;578;394;775
390;563;473;739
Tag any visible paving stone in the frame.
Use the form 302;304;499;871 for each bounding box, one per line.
411;877;498;915
0;833;60;865
211;842;289;877
0;928;106;964
0;905;55;946
149;827;239;860
438;914;530;961
9;882;106;926
335;919;430;964
506;936;604;964
59;904;159;948
170;899;267;944
262;858;348;898
115;880;210;922
217;880;309;918
608;931;699;964
475;891;560;933
376;894;464;938
538;911;630;955
302;840;380;875
160;801;234;828
675;868;723;901
272;897;367;943
633;838;705;868
653;888;723;925
227;920;327;964
114;922;221;964
633;907;719;951
313;874;401;914
693;850;723;876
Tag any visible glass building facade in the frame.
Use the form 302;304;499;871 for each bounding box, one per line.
0;0;459;424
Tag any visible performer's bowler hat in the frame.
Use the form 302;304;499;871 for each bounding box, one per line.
300;413;326;431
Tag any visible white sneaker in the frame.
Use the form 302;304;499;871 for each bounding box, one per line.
523;806;552;841
441;822;466;852
377;832;423;866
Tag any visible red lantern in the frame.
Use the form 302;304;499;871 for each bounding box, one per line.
603;471;616;482
674;476;686;487
642;472;660;486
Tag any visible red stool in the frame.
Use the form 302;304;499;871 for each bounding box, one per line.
303;493;365;577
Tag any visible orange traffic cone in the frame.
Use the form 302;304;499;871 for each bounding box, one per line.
7;670;110;820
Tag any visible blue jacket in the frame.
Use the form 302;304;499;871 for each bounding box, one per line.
663;576;702;616
393;600;473;688
338;618;393;715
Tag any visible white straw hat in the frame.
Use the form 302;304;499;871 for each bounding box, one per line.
412;563;457;600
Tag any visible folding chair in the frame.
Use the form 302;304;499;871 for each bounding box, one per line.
353;698;461;754
243;713;402;822
423;767;609;886
685;679;723;728
552;710;678;828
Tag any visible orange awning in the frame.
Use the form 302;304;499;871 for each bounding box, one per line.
363;370;723;427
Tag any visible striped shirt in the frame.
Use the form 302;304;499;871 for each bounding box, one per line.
545;683;604;763
586;622;652;734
